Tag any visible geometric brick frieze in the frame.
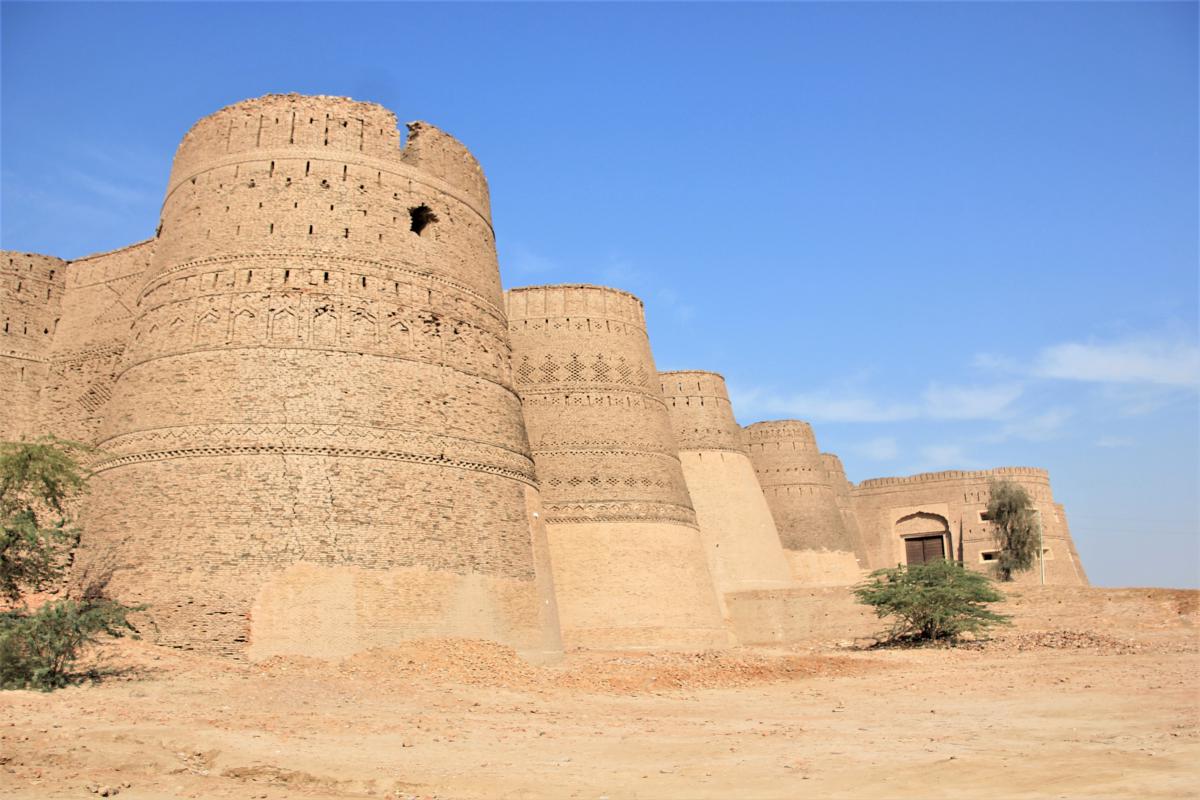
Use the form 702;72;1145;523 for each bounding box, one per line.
92;422;537;485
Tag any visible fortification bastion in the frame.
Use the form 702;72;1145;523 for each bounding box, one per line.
506;286;730;650
660;371;793;596
59;95;561;659
743;420;869;583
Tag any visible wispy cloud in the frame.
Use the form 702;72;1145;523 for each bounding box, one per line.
913;444;981;472
730;381;1023;423
984;407;1074;443
60;168;156;206
1032;337;1200;387
1095;435;1134;448
854;436;900;460
921;382;1024;420
507;243;560;277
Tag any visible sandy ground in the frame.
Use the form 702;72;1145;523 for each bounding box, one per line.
1;587;1197;800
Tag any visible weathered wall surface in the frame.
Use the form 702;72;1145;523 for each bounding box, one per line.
38;241;153;443
506;286;729;650
743;421;868;578
851;467;1089;586
660;371;793;596
0;252;66;440
72;94;561;658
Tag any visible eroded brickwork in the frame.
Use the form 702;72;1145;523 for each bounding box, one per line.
65;94;560;657
37;241;153;442
1;252;66;440
506;286;729;649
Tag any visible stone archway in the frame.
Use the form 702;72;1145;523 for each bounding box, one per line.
894;512;950;565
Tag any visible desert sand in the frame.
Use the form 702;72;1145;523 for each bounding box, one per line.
2;587;1196;800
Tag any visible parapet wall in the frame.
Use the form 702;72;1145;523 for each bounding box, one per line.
0;251;66;440
38;240;154;443
72;94;560;658
507;286;729;649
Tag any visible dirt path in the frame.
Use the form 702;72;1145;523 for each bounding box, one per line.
2;589;1196;799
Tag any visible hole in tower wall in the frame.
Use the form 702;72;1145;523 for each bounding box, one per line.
409;205;438;235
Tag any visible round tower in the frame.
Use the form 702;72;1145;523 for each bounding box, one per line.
659;371;792;594
505;285;729;650
743;420;866;565
75;95;561;659
821;451;868;561
1;251;66;440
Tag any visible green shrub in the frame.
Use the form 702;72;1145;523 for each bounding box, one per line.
0;436;89;602
986;479;1040;581
853;559;1011;644
1;438;141;691
0;599;138;690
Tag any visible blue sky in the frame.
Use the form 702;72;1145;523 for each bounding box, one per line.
2;2;1197;588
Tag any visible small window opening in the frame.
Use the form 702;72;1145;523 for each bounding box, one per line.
360;276;367;288
269;223;274;234
980;550;1000;562
323;272;330;282
305;161;311;176
409;205;438;235
284;269;290;282
344;228;350;238
308;224;314;235
342;165;348;181
269;161;275;177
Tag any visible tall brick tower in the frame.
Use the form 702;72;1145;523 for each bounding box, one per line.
0;252;65;440
744;420;868;580
505;286;730;649
659;371;793;596
75;95;561;659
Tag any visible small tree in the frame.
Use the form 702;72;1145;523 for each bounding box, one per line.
0;437;88;601
0;437;138;690
853;560;1011;643
986;479;1039;581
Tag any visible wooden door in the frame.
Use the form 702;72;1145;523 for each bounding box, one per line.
905;535;945;565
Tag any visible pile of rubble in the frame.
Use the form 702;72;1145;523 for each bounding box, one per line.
984;629;1143;654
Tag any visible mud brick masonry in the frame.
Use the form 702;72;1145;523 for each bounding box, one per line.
0;95;1088;659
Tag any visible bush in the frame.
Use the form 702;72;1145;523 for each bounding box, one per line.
853;559;1011;644
986;479;1040;581
0;436;89;602
0;438;141;691
0;599;138;690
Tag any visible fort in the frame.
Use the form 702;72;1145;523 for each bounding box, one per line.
1;94;1087;659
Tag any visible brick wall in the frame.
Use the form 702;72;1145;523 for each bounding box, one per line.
506;286;729;649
